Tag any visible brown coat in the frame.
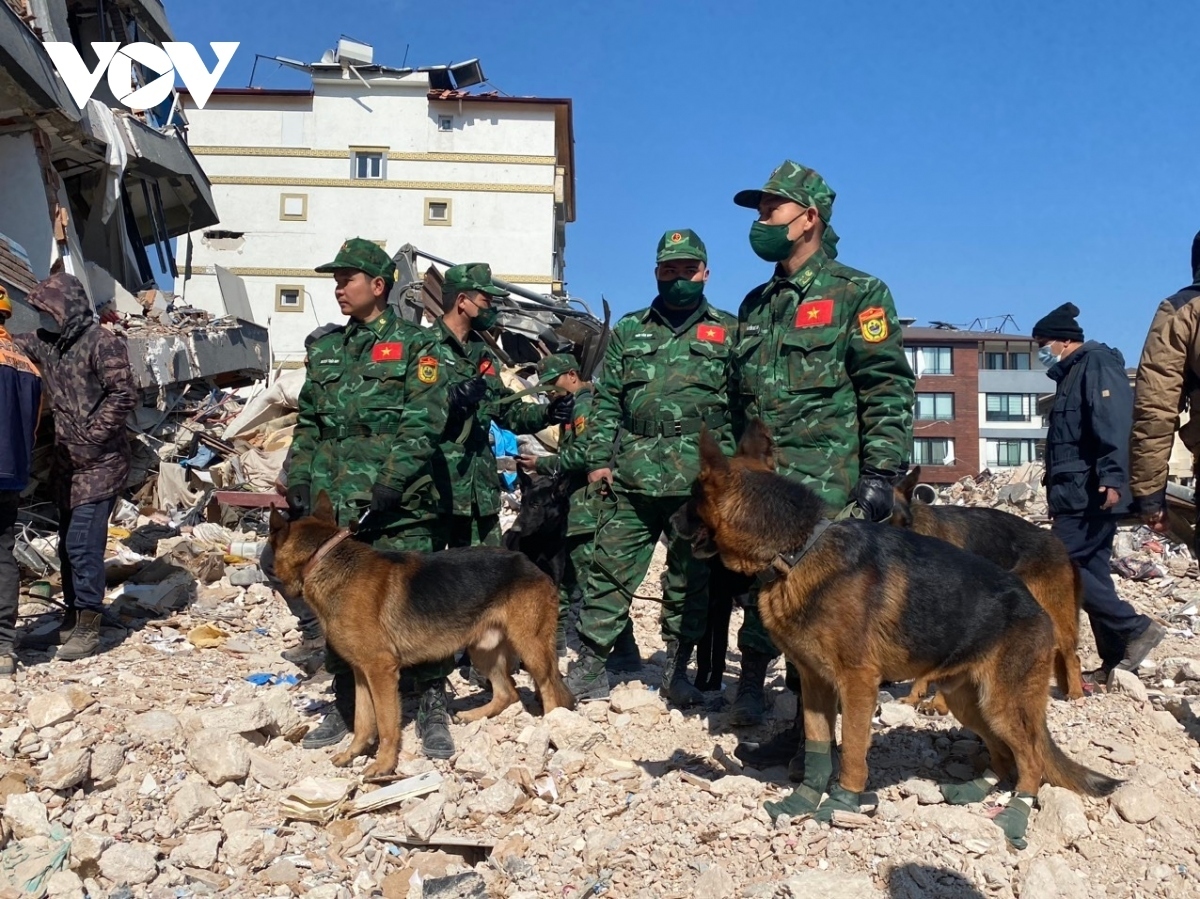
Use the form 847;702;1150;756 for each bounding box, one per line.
1130;230;1200;502
16;273;137;508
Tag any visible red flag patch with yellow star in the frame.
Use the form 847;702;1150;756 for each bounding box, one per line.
795;299;834;328
371;342;403;362
858;307;889;343
479;358;497;376
696;324;726;343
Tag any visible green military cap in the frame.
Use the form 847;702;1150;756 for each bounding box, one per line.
315;238;397;279
537;353;578;383
655;229;708;264
442;262;509;299
734;160;837;223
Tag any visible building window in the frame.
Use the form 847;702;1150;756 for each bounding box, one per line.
984;352;1007;370
352;150;385;180
985;393;1035;423
987;438;1045;468
1010;352;1031;370
905;346;953;376
279;193;308;221
912;437;954;466
915;392;954;421
438;115;454;132
275;285;304;313
424;198;452;226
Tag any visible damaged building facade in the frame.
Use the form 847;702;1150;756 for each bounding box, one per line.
0;0;219;329
174;42;576;363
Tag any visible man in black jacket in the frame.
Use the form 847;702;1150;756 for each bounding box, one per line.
1035;302;1164;682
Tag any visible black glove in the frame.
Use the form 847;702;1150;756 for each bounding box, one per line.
449;376;489;414
545;393;575;425
355;483;405;541
286;483;311;519
850;467;897;523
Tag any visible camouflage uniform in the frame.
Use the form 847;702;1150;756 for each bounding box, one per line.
286;240;453;750
430;264;551;548
530;354;602;632
568;230;736;702
730;162;915;730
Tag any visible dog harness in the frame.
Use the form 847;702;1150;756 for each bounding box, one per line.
756;518;833;586
301;529;354;582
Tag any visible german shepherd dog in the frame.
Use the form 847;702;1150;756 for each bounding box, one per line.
891;467;1085;707
268;493;574;778
672;421;1118;840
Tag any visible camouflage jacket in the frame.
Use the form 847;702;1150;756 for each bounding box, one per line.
586;298;737;497
18;274;137;509
534;385;603;533
730;248;914;507
429;320;547;518
289;310;448;529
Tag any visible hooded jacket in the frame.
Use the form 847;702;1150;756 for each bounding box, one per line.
15;273;137;508
1130;230;1200;504
1045;341;1134;517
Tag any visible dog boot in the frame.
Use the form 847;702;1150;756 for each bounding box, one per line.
606;620;642;674
303;673;355;749
729;648;773;726
661;639;705;708
940;768;1000;805
565;643;610;702
992;792;1035;849
814;784;862;823
56;610;101;661
763;740;834;821
416;683;455;759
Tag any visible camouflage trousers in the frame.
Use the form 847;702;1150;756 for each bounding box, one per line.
558;533;596;626
577;491;709;654
447;510;501;549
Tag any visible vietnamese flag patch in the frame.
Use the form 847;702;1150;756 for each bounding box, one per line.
371;342;403;362
795;299;834;328
696;324;726;343
479;358;497;376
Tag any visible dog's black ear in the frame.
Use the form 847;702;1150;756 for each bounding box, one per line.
269;507;288;534
699;426;730;483
736;419;775;468
896;467;921;502
313;490;335;522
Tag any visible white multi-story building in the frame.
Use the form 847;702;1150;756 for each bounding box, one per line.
175;58;575;361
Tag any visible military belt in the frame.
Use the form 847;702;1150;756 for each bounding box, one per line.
318;423;376;440
621;412;727;438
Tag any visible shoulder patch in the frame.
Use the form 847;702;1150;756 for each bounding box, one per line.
573;414;587;434
857;306;889;343
418;355;439;384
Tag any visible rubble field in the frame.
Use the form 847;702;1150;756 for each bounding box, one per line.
3;467;1200;899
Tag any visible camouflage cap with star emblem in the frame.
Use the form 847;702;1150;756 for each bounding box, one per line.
537;352;579;383
442;262;510;299
734;160;836;223
315;237;397;279
655;229;707;264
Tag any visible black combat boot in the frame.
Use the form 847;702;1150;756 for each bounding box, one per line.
729;648;773;726
303;672;355;749
565;641;610;702
606;620;642;674
416;681;455;759
662;639;704;708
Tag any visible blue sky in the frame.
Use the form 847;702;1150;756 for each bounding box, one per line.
169;0;1199;362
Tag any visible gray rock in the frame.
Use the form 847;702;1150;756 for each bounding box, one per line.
128;710;182;743
781;870;886;899
422;872;488;899
68;831;111;874
223;828;263;867
198;700;272;736
88;743;125;785
405;793;445;842
1020;857;1089;899
187;730;250;785
879;702;919;728
1033;785;1090;847
169;830;222;870
899;777;944;805
169;780;222;821
1107;668;1148;703
45;870;85;899
1111;783;1160;824
263;859;300;885
608;684;659;712
247;750;289;790
27;688;91;729
543;706;603;753
467;780;523;818
4;792;50;839
523;726;551;764
695;864;735;899
260;687;304;737
39;747;90;791
98;841;159;886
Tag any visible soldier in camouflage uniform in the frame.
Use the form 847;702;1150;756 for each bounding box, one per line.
565;229;737;706
429;263;575;548
728;163;915;775
278;239;457;758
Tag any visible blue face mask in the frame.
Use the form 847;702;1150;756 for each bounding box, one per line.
1037;346;1058;367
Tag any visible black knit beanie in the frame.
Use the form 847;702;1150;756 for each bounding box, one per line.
1031;303;1084;342
1191;229;1199;284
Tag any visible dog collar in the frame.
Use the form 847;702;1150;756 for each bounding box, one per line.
756;519;833;586
301;529;353;582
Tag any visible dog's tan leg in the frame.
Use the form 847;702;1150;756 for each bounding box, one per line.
901;676;931;707
331;669;377;767
515;617;576;713
836;671;879;794
457;645;520;722
361;659;401;779
940;680;1014;780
